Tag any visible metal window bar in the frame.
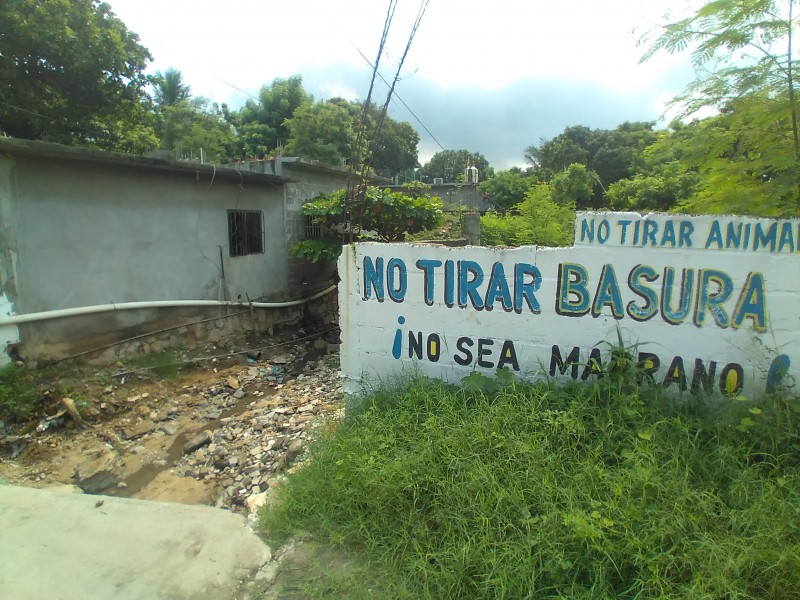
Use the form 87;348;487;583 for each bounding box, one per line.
228;210;264;256
304;215;324;240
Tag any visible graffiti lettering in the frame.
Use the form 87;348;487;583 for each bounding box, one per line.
555;263;767;332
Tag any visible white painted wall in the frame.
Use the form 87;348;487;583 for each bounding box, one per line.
339;212;800;400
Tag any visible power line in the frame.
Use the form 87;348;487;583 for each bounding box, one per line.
352;43;446;153
211;75;260;103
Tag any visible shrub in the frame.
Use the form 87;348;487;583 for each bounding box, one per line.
481;183;574;247
293;184;444;262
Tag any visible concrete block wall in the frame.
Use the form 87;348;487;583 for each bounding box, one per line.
339;212;800;401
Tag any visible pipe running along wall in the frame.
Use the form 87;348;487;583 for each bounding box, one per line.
0;285;337;326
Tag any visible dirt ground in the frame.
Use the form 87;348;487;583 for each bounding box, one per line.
0;333;342;509
0;329;368;598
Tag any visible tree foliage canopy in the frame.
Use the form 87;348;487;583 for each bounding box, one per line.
228;75;311;159
478;170;538;210
291;184;443;262
152;68;191;108
641;0;800;212
524;122;658;207
0;0;156;152
420;149;492;183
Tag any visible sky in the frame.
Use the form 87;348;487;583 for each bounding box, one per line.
107;0;701;170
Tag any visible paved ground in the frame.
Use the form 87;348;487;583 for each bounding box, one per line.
0;485;272;600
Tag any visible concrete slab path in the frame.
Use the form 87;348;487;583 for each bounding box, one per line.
0;485;272;600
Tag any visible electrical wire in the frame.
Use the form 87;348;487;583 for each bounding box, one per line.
351;44;445;153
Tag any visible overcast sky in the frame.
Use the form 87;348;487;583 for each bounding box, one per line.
107;0;700;169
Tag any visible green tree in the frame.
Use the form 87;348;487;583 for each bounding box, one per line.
642;0;800;212
478;170;538;210
284;98;355;166
366;112;420;177
551;163;600;208
291;185;443;261
282;97;420;172
158;98;234;163
420;149;492;183
152;68;191;108
229;75;311;158
606;164;699;212
525;122;658;206
0;0;156;152
525;126;591;178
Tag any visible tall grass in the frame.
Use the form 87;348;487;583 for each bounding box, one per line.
260;372;800;599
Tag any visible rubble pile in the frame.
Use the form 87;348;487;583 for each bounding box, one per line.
0;338;344;517
174;353;343;512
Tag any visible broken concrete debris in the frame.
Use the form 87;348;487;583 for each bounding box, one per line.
1;340;343;522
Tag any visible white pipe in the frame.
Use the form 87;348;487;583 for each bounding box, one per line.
0;285;337;326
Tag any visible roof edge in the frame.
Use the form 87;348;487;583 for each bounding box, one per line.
0;137;291;184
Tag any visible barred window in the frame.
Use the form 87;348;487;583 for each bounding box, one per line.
228;210;264;257
304;214;324;240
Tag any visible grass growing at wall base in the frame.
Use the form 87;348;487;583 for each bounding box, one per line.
259;373;800;599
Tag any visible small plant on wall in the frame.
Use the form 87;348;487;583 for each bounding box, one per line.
290;184;443;262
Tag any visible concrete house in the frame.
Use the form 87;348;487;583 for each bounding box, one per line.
0;138;348;363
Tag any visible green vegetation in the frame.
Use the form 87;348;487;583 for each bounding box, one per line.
292;184;443;262
260;364;800;598
4;0;798;219
420;149;493;183
480;184;574;247
404;203;470;243
0;359;92;422
124;349;182;379
0;0;156;152
0;363;41;422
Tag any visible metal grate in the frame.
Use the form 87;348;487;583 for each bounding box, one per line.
228;210;264;256
304;214;324;239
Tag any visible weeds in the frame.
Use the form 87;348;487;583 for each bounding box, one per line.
125;349;181;379
0;363;40;422
260;367;800;598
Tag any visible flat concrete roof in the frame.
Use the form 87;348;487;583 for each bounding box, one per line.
0;137;291;185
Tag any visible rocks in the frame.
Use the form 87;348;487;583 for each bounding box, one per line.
73;451;123;493
245;491;269;514
159;423;179;436
183;431;212;454
170;353;343;512
122;419;156;440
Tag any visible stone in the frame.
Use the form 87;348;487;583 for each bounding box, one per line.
244;491;269;514
284;440;305;465
183;431;212;454
73;451;121;493
232;389;245;399
227;376;240;390
123;420;156;440
160;423;179;436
